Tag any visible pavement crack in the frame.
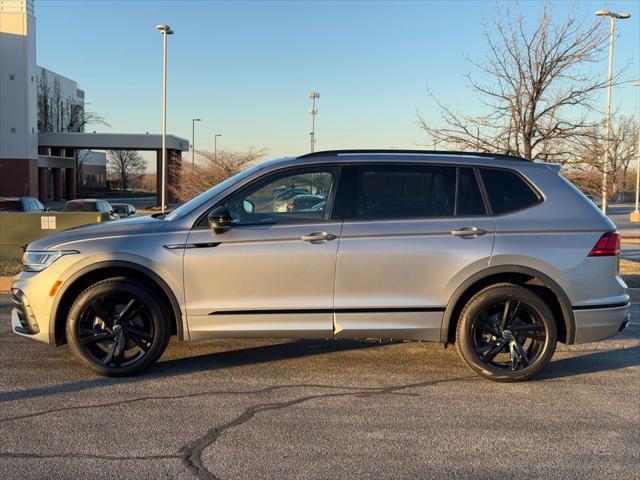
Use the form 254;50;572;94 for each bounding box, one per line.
178;375;472;480
0;383;415;424
0;451;181;461
0;376;473;478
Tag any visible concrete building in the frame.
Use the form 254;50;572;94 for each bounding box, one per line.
0;0;38;197
0;0;188;205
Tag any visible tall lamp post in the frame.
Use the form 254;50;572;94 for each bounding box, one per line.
595;9;630;215
214;133;222;160
155;23;174;213
309;92;319;153
632;80;640;223
191;118;201;165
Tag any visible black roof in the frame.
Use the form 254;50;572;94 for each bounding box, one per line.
298;149;531;162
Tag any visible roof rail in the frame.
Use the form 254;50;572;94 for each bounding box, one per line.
297;149;531;162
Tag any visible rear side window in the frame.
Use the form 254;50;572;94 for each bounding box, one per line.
456;168;485;216
353;165;456;219
65;202;95;212
480;169;539;214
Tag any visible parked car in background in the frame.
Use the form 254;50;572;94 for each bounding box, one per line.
285;194;325;212
11;150;629;382
63;199;119;220
0;197;47;213
272;188;312;212
111;203;137;217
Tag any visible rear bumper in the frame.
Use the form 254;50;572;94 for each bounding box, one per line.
572;302;630;344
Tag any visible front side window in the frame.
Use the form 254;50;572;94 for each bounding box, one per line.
352;165;456;219
224;167;338;225
480;168;540;214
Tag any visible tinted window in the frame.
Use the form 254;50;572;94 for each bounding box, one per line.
353;165;456;219
0;200;21;211
64;201;97;212
223;167;338;225
481;169;539;214
457;168;485;216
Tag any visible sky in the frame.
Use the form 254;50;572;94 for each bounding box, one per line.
35;0;640;170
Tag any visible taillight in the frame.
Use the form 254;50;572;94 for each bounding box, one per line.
588;231;620;257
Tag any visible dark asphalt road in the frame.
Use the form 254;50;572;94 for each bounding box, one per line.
0;295;638;480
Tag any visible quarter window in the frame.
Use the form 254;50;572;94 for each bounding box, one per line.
223;167;338;225
353;165;456;219
480;168;539;214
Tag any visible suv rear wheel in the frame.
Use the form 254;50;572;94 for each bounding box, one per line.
66;278;171;377
455;283;557;382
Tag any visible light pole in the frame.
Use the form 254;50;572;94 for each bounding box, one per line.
309;92;319;152
155;23;174;213
595;9;630;214
632;80;640;223
191;118;201;165
214;133;221;161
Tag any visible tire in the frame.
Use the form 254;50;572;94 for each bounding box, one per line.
66;278;171;377
455;283;557;382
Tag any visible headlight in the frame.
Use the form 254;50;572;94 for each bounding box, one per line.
22;250;79;272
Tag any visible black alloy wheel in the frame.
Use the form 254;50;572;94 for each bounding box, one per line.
456;283;557;382
66;278;170;376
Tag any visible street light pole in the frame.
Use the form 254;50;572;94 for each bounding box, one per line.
214;133;221;161
595;9;630;215
191;118;201;165
156;24;174;213
309;92;319;153
632;80;640;223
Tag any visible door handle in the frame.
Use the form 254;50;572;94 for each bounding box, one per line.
301;231;337;243
451;226;487;237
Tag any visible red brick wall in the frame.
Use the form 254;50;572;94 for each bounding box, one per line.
0;158;38;196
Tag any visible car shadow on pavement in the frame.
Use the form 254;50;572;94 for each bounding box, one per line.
537;344;640;380
0;340;389;404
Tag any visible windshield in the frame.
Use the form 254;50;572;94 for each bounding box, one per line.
164;163;264;221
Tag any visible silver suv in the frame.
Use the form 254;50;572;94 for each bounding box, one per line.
11;150;630;382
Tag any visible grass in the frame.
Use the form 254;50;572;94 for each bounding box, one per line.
0;258;22;277
621;259;640;288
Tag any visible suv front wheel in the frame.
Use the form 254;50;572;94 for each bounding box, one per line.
66;278;171;377
456;283;557;382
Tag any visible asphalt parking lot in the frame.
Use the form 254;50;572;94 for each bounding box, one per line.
0;294;638;480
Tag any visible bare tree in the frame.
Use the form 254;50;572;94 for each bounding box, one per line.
107;150;147;191
37;70;109;133
170;148;266;202
418;3;619;162
37;70;51;132
571;115;639;198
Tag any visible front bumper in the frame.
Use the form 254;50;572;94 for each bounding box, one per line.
11;288;40;335
572;302;630;344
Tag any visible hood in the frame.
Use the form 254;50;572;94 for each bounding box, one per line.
27;215;168;251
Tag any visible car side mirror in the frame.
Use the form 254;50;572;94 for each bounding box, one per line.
208;206;233;234
129;210;136;216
